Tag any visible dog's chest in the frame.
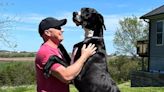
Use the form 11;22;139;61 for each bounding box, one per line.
72;38;103;62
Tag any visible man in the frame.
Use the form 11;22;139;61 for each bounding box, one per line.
35;17;96;92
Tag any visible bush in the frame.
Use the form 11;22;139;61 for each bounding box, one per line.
0;55;143;86
0;61;35;86
107;55;140;83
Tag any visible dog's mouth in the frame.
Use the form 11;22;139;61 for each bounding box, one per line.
73;11;82;26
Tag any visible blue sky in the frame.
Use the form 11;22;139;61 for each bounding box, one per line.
0;0;163;54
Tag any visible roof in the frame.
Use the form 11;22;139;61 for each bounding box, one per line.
140;5;164;19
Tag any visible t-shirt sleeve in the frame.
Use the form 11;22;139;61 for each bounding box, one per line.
50;63;62;70
45;53;63;71
45;52;63;72
36;46;63;72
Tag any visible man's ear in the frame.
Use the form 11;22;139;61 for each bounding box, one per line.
44;30;51;36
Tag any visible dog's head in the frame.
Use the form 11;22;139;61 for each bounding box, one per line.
73;7;106;31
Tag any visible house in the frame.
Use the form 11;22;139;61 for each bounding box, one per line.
140;5;164;73
131;5;164;87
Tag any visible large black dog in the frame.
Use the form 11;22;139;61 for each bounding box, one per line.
72;7;120;92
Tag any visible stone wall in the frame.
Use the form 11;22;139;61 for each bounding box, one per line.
131;71;164;87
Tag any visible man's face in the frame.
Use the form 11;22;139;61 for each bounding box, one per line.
48;28;64;43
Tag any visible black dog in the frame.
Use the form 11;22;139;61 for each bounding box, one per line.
72;7;120;92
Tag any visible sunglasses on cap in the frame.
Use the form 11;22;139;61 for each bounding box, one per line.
54;27;61;30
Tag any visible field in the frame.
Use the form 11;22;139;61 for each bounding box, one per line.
1;82;164;92
0;56;164;92
0;57;35;62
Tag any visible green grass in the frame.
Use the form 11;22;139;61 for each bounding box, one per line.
0;85;35;92
1;82;164;92
119;82;164;92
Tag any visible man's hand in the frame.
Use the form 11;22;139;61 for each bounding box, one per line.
81;43;97;62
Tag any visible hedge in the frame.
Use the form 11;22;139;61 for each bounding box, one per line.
0;56;142;86
0;61;35;86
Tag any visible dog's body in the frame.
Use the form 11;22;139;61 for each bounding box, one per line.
72;8;120;92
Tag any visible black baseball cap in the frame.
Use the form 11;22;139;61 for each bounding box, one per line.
38;17;67;36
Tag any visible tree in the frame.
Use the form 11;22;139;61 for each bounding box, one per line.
0;2;17;50
113;16;148;57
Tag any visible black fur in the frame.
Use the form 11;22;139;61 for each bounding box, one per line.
72;7;120;92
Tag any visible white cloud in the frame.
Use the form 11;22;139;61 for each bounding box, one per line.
58;12;77;28
14;25;37;32
103;12;145;32
2;11;145;35
0;13;45;24
115;4;129;8
15;13;45;24
104;14;121;31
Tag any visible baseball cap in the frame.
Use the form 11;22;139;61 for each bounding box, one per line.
38;17;67;36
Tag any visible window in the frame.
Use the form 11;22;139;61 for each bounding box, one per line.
156;21;163;45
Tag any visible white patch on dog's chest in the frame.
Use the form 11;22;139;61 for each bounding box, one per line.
84;28;94;37
87;30;94;37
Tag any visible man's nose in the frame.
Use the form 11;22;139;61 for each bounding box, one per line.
61;28;64;33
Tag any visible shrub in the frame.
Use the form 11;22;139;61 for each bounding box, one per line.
107;55;140;83
0;61;35;86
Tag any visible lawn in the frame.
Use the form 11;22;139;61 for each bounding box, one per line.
0;85;35;92
119;82;164;92
1;82;164;92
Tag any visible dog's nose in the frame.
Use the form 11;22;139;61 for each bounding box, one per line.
73;12;78;16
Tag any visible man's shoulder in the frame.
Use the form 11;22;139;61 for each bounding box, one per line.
38;45;49;53
37;44;56;56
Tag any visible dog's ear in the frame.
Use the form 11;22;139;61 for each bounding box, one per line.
98;14;106;30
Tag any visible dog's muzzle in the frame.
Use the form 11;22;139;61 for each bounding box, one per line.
73;11;82;26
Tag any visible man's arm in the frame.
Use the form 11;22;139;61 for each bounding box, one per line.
51;54;88;83
43;55;69;78
51;43;96;83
